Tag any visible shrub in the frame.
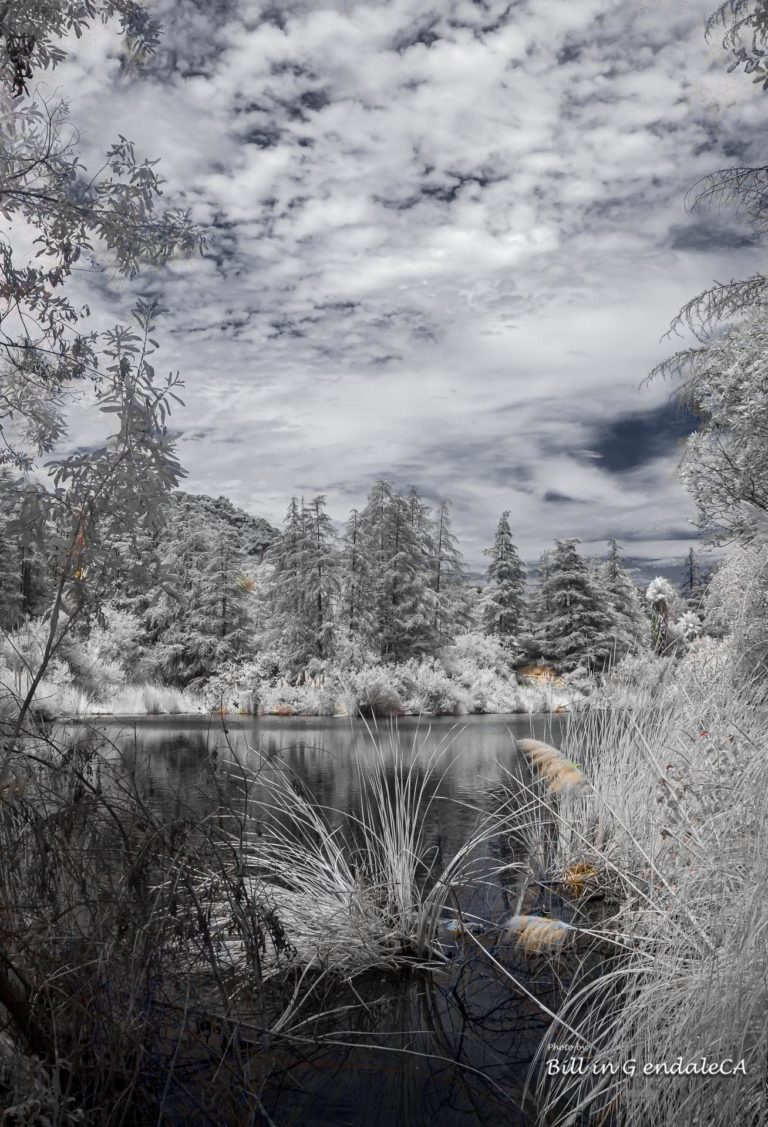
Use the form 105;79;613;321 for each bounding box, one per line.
396;658;471;716
343;667;404;717
259;680;337;717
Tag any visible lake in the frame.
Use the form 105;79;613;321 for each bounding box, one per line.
76;713;570;1127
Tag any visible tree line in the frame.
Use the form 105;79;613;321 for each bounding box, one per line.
0;474;711;689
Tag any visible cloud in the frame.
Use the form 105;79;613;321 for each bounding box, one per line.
589;401;699;473
44;0;768;570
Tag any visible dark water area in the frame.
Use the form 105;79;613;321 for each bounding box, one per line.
74;714;569;1127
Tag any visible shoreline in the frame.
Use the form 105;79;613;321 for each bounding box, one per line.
61;707;570;727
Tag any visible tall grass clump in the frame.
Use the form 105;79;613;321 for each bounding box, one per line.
213;725;523;977
510;650;768;1127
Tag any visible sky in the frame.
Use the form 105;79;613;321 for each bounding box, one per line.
51;0;767;574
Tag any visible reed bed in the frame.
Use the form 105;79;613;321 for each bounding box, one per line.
507;658;768;1127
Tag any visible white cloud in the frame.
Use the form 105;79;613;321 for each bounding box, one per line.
44;0;768;568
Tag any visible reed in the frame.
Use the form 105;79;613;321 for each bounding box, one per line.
210;723;526;974
506;656;768;1127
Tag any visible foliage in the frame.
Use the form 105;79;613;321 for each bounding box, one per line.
262;495;339;672
666;311;768;540
481;510;526;646
595;540;647;660
707;0;768;88
431;499;469;645
0;737;296;1124
536;539;615;672
146;497;255;687
0;3;203;744
704;538;768;673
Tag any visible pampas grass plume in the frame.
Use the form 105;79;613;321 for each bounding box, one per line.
505;913;570;953
517;738;587;793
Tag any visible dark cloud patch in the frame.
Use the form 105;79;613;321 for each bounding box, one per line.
668;220;758;251
298;88;331;112
543;490;584;504
242;125;282;148
316;301;360;316
259;6;289;31
602;528;704;545
420;168;507;205
721;138;752;160
591;402;698;474
373;193;421;211
556;42;585;65
394;25;441;53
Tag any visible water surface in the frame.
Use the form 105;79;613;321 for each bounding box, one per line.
78;713;569;1127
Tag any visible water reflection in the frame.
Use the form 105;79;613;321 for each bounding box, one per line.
82;714;564;842
71;714;568;1127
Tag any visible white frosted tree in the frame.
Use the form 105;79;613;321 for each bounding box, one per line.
538;539;614;672
148;500;254;685
262;497;311;671
339;507;376;653
431;500;468;645
481;511;526;647
262;496;339;672
356;480;436;661
301;495;339;663
597;540;648;660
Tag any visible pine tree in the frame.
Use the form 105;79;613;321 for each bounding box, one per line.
262;496;339;671
597;540;647;660
262;497;311;671
481;511;526;646
356;480;436;661
431;500;468;645
149;499;254;685
525;549;553;661
301;495;339;662
679;547;708;613
381;492;436;661
339;507;375;648
356;479;395;658
538;539;614;672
